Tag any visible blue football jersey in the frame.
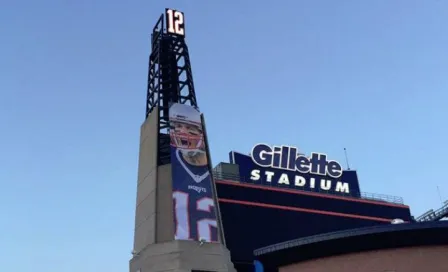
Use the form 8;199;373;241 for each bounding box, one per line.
171;148;219;242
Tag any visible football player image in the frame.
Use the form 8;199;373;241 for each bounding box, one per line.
169;103;209;182
169;103;219;243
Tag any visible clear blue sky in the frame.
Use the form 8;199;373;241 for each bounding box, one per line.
1;0;447;271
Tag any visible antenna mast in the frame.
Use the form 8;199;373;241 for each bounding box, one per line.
344;148;351;170
437;186;443;205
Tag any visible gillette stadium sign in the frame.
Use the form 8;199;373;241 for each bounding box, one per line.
229;144;361;197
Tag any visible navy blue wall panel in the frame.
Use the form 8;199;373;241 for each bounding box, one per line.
217;182;411;220
219;202;382;262
215;182;412;270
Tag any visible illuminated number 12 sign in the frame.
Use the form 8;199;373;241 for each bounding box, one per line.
166;8;185;36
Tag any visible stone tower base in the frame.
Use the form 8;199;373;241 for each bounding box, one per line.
129;240;236;272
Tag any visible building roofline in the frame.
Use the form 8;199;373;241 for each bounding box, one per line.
215;179;409;208
254;221;448;268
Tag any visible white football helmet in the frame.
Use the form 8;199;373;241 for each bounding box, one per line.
169;103;205;157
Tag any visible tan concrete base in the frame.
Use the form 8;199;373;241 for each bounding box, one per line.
130;240;236;272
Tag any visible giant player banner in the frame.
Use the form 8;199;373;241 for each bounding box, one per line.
230;144;362;197
169;103;219;243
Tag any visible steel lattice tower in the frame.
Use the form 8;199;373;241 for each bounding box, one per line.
146;12;198;166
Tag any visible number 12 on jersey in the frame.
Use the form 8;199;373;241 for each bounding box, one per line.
173;191;218;242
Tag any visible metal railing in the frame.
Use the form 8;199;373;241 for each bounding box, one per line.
417;202;448;222
360;191;404;205
212;171;405;205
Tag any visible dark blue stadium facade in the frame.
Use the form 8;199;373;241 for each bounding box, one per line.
212;147;413;271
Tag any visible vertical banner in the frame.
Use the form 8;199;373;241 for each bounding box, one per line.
169;103;219;242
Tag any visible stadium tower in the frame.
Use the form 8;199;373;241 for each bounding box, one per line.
129;9;236;272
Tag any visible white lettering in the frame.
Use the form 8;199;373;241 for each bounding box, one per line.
278;174;289;185
259;150;269;161
247;169;351;194
294;176;306;187
320;179;331;190
265;171;275;182
250;169;260;181
250;144;344;178
188;185;206;193
310;177;316;189
335;182;350;193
